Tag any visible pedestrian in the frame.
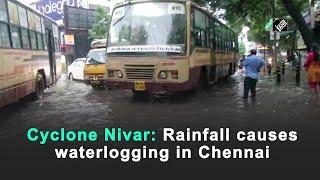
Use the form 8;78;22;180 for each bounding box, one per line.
239;55;246;69
304;44;320;98
241;49;266;100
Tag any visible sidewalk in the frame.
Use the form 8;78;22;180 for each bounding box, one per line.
257;65;311;101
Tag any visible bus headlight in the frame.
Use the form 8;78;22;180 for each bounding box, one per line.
159;71;167;79
116;70;123;78
268;57;273;64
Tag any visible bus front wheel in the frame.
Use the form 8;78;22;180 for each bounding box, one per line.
32;74;45;100
197;68;210;89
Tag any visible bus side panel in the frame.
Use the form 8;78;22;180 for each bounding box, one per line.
190;48;211;68
0;49;4;107
32;50;51;87
0;49;35;107
0;49;52;108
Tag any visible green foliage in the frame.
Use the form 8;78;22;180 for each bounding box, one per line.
89;6;110;39
193;0;310;49
239;42;246;55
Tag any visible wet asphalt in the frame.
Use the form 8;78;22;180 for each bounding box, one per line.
0;68;319;172
0;69;317;131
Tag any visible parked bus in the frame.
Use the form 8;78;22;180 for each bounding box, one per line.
0;0;61;108
84;39;107;88
106;0;239;94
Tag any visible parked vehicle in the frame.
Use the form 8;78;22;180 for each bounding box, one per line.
0;0;61;108
84;39;107;88
68;58;86;81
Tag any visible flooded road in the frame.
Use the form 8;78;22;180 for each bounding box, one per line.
1;70;319;136
0;70;319;171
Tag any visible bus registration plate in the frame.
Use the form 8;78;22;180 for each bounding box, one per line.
134;81;145;91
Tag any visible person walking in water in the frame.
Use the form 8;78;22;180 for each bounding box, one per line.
304;44;320;99
241;49;266;100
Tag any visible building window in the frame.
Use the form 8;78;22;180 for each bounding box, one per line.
21;28;30;49
0;23;10;47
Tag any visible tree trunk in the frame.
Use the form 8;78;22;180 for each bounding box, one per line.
281;0;313;50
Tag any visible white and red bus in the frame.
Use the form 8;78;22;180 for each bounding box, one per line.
106;0;239;94
0;0;61;108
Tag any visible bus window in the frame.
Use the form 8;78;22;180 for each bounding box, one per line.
54;38;60;52
21;28;31;49
0;23;10;48
37;33;44;50
210;27;215;50
30;31;37;49
0;0;10;48
0;0;8;22
35;15;41;33
43;35;47;50
11;26;21;48
41;18;45;34
193;9;208;48
8;1;19;25
27;11;36;31
18;6;28;28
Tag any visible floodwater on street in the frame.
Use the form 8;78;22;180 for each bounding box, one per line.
0;70;319;171
0;70;318;137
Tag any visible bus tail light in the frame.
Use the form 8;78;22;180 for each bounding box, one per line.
171;71;178;79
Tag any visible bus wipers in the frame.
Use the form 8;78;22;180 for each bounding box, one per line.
112;3;132;26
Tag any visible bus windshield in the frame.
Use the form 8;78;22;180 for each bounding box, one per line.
107;2;186;55
86;49;106;64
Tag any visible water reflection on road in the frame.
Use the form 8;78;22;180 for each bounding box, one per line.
0;71;319;140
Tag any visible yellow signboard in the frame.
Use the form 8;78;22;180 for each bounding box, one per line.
64;35;75;45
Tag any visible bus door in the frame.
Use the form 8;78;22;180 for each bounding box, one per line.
46;29;56;84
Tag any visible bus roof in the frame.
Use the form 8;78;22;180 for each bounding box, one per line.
91;39;107;49
11;0;58;26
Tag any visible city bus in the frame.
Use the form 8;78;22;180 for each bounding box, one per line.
0;0;61;108
106;0;239;94
84;39;107;88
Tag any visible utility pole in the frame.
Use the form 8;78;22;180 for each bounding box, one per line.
272;0;281;84
311;0;315;29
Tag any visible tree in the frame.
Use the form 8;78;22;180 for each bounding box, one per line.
281;0;313;50
239;42;246;55
89;7;110;39
193;0;311;50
